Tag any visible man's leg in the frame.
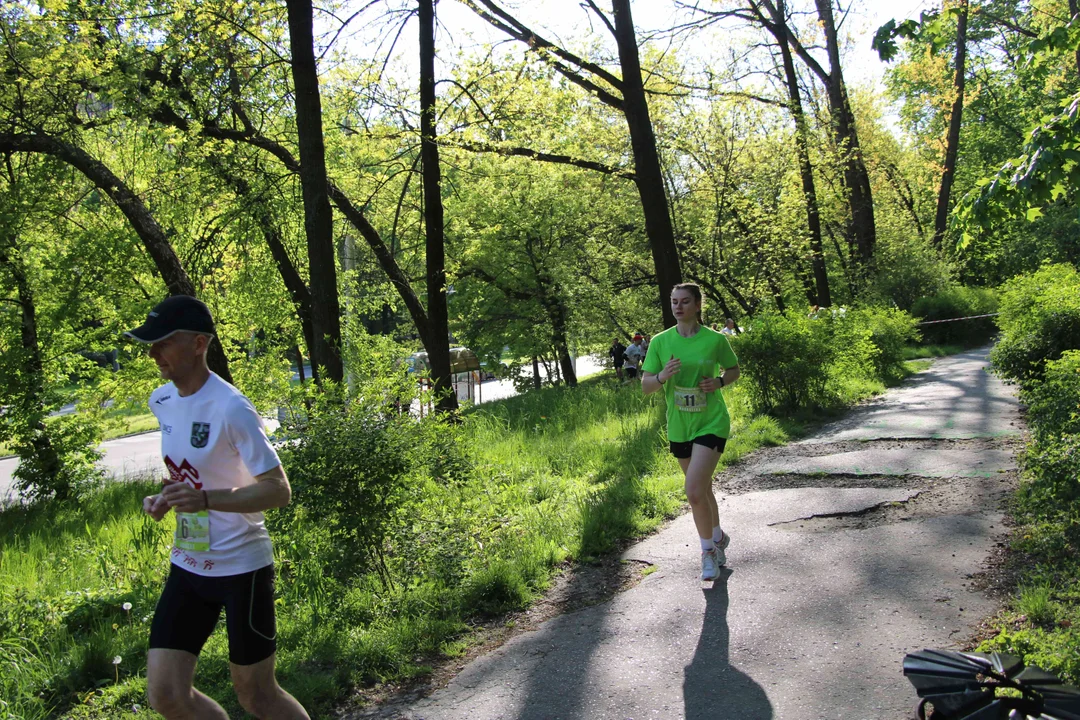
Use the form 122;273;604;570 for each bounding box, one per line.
147;648;230;720
232;653;310;720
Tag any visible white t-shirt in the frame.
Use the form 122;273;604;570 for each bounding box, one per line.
624;343;646;369
149;373;280;577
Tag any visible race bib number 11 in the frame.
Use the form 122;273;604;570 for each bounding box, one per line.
674;385;707;412
175;511;210;552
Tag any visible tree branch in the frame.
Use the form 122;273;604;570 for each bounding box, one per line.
460;0;625;109
447;138;636;179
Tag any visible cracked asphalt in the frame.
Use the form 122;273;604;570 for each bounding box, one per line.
361;346;1020;720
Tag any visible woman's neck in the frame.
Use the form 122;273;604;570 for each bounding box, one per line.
676;319;700;337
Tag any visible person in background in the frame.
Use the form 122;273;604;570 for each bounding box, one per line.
623;334;647;380
609;338;627;381
720;318;737;336
641;283;740;582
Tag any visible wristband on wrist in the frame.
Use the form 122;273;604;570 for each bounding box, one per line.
202;490;210;511
657;373;666;385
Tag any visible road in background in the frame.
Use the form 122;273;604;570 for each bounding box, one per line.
0;355;609;502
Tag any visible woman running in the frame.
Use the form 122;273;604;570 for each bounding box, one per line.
642;283;740;581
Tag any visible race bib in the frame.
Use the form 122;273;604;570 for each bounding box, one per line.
175;511;210;552
674;385;707;412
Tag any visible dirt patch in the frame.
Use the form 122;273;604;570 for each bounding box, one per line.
715;437;1021;496
766;472;1016;532
338;555;654;718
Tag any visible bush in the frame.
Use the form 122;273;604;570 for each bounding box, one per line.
1024;351;1080;441
7;413;103;503
272;388;421;588
845;306;921;380
910;285;999;346
991;264;1080;386
734;312;834;412
734;306;917;412
1020;433;1080;510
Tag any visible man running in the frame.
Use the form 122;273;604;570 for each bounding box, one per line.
126;295;309;720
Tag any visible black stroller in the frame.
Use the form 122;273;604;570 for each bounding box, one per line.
904;648;1080;719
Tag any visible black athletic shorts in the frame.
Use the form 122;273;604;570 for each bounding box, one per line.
670;434;727;459
149;563;277;666
625;367;639;379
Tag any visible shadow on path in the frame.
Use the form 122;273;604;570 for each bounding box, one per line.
684;570;773;720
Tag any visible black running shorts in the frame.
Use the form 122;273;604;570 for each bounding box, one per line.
670;434;727;459
149;563;277;666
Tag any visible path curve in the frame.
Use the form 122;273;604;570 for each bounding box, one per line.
359;346;1020;720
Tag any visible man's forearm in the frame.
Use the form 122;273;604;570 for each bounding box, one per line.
205;466;292;513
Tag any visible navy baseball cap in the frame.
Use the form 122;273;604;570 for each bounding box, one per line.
124;295;216;343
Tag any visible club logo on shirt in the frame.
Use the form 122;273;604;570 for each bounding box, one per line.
161;424;172;435
164;455;202;489
154;394;172;405
190;422;211;448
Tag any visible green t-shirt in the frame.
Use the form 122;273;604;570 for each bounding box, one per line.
642;326;739;442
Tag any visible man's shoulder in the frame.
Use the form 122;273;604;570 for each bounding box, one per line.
150;383;179;408
208;376;256;413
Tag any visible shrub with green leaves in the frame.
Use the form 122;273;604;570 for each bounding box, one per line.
845;306;920;380
733;312;834;412
910;285;999;346
991;264;1080;385
1024;350;1080;441
273;389;422;588
733;307;911;412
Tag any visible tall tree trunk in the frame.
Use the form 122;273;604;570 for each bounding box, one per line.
933;0;968;248
294;345;307;385
814;0;877;269
611;0;683;327
0;133;232;382
419;0;458;412
539;285;577;387
285;0;344;384
532;356;541;390
773;0;830;306
0;246;63;494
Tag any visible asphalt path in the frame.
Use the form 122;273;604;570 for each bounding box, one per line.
365;346;1020;720
0;356;607;502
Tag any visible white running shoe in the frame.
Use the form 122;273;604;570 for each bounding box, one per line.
701;549;720;581
715;530;731;567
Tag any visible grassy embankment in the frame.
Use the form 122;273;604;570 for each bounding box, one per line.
970;267;1080;686
0;354;933;719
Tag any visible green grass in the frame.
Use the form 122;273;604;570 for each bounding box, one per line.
974;482;1080;685
0;369;896;718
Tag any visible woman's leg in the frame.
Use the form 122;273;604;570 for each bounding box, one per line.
681;444;722;540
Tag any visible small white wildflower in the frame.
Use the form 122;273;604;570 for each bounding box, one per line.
112;656;122;665
122;602;132;611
